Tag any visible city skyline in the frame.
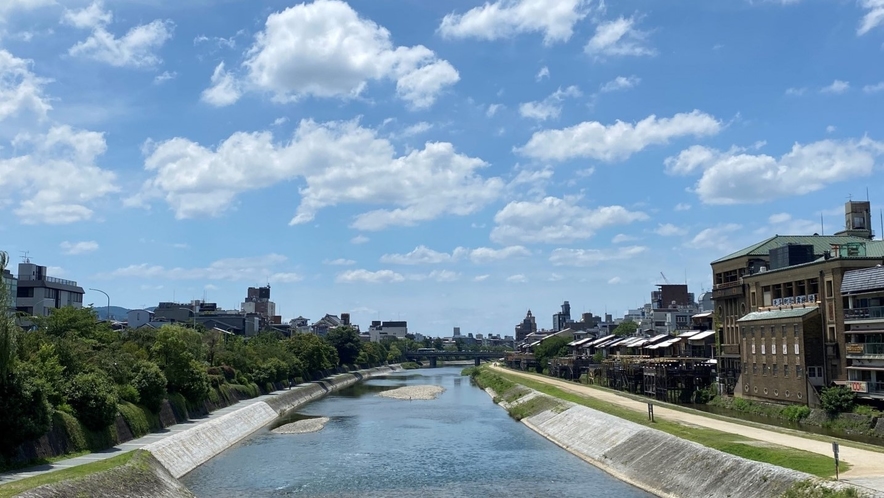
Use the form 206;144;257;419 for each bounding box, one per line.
2;0;884;336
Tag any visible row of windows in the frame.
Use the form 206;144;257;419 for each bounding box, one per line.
14;287;83;302
748;341;800;355
741;324;800;337
747;363;803;377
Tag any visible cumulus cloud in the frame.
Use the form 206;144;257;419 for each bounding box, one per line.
99;254;302;283
863;82;884;93
549;245;648;267
612;233;638;243
821;80;849;94
506;274;528;283
518;110;721;162
324;258;356;266
585;16;655;59
0;49;52;121
212;0;458;109
599;75;640;93
536;66;550;81
438;0;592;45
490;196;648;244
335;269;405;284
664;138;883;204
201;62;242;106
351;235;370;244
518;85;581;121
653;223;688;236
60;240;99;255
0;126;118;224
858;0;884;35
130;119;504;231
65;2;174;68
379;245;531;264
0;0;54;23
688;224;742;253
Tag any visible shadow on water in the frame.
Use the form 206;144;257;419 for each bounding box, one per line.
688;403;884;446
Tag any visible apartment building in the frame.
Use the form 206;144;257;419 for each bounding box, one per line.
841;265;884;400
15;261;84;317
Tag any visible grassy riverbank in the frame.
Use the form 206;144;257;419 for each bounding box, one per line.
466;367;846;479
0;451;136;498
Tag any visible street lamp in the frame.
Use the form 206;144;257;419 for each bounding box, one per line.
89;288;111;322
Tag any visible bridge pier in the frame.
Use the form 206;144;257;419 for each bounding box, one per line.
474;357;481;367
429;357;437;368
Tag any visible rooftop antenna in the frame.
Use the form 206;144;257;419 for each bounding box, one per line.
820;213;824;235
20;251;30;263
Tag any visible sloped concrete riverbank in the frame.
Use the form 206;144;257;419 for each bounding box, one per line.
486;387;872;498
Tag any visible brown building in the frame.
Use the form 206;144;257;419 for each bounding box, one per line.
841;265;884;400
736;308;825;406
515;309;537;342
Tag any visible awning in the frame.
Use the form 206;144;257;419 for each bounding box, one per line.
678;330;702;338
647;338;682;349
645;334;670;344
692;311;713;318
568;337;595;347
618;337;644;347
604;338;628;348
628;339;649;348
847;366;884;371
583;334;615;347
689;330;717;341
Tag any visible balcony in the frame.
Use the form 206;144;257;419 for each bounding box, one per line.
844;306;884;323
845;342;884;358
712;283;744;300
720;344;740;356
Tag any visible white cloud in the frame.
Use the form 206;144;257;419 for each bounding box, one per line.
62;1;111;29
491;196;648;244
336;269;405;284
665;138;883;204
785;87;806;96
474;274;490;282
0;126;118;224
411;270;461;282
506;274;528;283
821;80;850;94
519;85;581;121
272;117;289;126
153;71;176;84
653;223;687;236
612;233;638;243
350;235;370;244
674;203;691;211
60;240;99;255
826;125;836;133
324;258;356;266
863;82;884;93
201;62;241;106
101;254;302;283
486;103;504;117
131;119;504;231
607;276;621;284
755;213;820;236
688;224;742;252
0;49;52;121
225;0;458;109
438;0;591;45
858;0;884;35
599;75;640;93
518;110;721;162
0;0;54;23
67;5;174;69
392;121;433;139
380;245;531;264
536;66;550;81
549;245;648;266
585;16;655;59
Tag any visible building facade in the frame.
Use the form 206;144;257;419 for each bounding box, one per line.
1;268;16;311
368;320;408;342
552;301;571;332
841;265;884;400
15;262;84;317
515;309;537;342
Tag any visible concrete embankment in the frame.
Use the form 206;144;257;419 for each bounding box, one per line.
144;366;396;479
488;387;864;498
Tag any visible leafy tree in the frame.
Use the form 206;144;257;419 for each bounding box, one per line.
0;251;17;380
325;326;362;366
433;337;444;350
151;326;210;403
0;368;52;457
612;320;639;337
38;306;114;343
66;372;120;431
287;333;338;373
131;361;167;412
532;336;570;373
820;386;856;415
387;344;403;363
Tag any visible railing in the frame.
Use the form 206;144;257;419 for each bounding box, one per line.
720;344;740;356
844;306;884;321
872;382;884;395
845;343;884;356
713;281;742;291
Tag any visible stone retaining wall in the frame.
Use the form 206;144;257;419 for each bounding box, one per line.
145;366;396;479
490;386;861;498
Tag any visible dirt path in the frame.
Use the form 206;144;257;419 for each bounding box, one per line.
490;365;884;490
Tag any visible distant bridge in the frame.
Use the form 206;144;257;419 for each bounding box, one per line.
403;350;503;367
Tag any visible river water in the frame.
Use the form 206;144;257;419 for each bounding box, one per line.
182;367;651;498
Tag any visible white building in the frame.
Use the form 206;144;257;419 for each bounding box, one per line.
127;309;155;329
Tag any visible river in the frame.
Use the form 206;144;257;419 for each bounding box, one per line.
182;367;652;497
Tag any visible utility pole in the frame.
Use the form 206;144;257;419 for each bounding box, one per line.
89;288;111;321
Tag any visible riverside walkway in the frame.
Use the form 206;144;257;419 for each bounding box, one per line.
0;386;292;485
490;364;884;494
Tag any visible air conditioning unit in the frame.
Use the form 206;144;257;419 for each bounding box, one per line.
796;296;807;304
773;298;782;306
758;266;767;273
807;294;816;303
783;297;794;305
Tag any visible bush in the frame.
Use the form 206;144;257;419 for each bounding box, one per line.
65;372;119;431
131;361;167;413
117;401;151;437
167;359;210;404
0;369;53;457
117;384;140;404
820;386;856;415
782;405;811;422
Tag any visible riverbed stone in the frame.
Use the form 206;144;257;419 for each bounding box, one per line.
272;417;330;434
377;385;445;400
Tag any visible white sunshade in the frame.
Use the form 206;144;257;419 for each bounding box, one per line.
583;334;615;347
688;330;717;341
678;330;702;338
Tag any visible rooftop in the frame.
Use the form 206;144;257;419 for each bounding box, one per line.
736;307;819;322
841;265;884;295
711;235;881;265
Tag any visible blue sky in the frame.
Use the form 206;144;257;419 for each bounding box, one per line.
2;0;884;336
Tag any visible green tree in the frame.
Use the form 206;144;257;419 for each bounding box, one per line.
66;371;120;431
433;337;444;350
287;333;338;373
131;360;167;412
387;344;403;363
0;368;52;457
0;251;17;380
532;336;570;373
612;320;639;337
820;386;856;415
151;326;210;403
325;326;362;366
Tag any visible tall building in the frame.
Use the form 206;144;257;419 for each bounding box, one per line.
515;309;537;342
15;261;84;317
1;268;16;312
453;326;461;337
241;285;280;323
841;265;884;401
368;320;407;341
552;300;571;331
652;284;694;309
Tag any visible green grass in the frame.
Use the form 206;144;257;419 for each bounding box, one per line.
0;450;137;498
781;480;861;498
488;368;845;478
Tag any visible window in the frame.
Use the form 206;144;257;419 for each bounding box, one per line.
794;343;799;355
793;324;799;336
762;363;767;376
825;280;834;297
771;338;776;355
753;363;758;375
16;287;34;298
751;292;757;307
781;325;786;337
752;342;756;354
782;344;787;355
772;364;778;376
761;343;766;355
783;365;788;378
796;365;803;377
